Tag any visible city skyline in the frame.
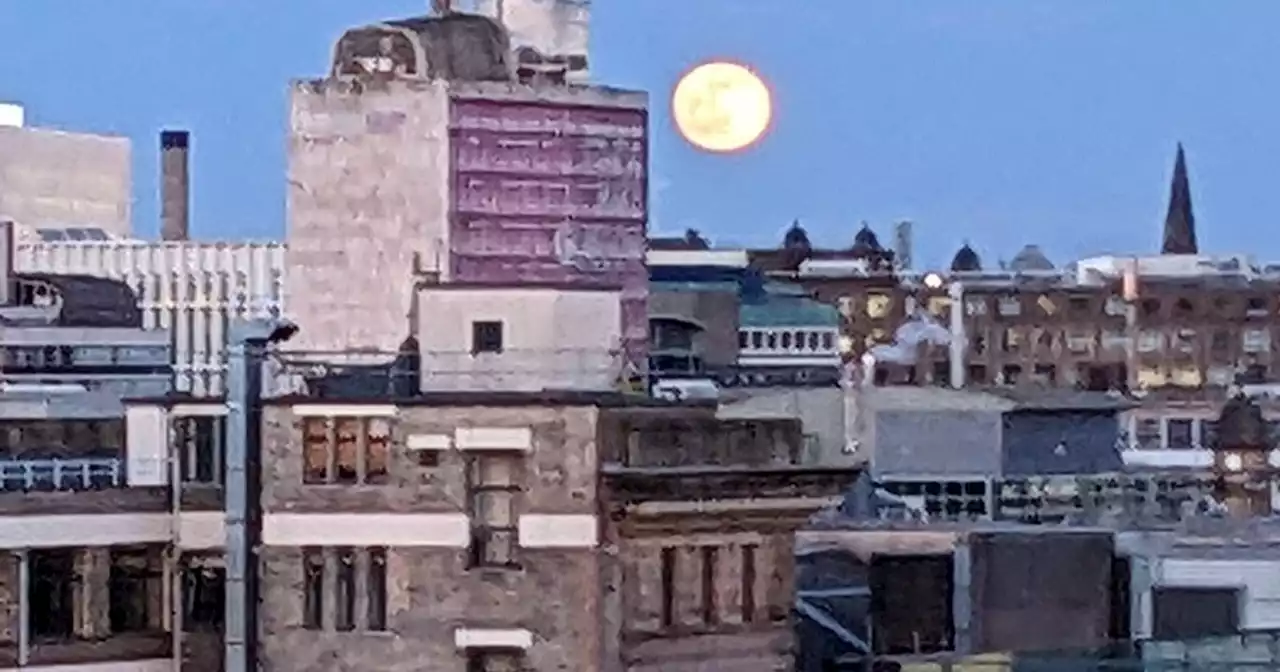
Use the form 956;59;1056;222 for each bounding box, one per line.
2;1;1280;268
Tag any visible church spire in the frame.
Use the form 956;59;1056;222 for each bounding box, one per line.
1161;143;1199;255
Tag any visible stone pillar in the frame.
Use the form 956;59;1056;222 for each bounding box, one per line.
0;553;18;646
74;548;112;639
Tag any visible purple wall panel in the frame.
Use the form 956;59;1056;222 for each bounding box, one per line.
449;98;649;366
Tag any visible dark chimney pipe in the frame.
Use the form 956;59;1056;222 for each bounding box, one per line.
160;130;190;242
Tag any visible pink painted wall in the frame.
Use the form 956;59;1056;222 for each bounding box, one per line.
448;98;649;366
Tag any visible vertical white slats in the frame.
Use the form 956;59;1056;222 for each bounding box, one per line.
14;240;286;396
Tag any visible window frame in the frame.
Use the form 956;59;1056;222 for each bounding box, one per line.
466;452;523;570
471;320;505;355
302;416;392;486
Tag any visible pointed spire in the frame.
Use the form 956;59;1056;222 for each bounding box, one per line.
1162;143;1199;255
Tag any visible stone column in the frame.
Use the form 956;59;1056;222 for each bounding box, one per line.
0;553;19;649
75;548;112;639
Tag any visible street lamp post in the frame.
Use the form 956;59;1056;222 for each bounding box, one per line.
225;318;297;672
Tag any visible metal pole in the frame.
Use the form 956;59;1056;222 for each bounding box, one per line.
225;337;249;672
224;317;294;672
225;334;266;672
948;281;966;389
17;549;28;666
170;419;184;672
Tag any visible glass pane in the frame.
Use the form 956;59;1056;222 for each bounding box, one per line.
476;490;514;527
482;528;516;566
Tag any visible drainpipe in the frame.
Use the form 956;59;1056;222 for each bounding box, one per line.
948;281;966;389
225;318;298;672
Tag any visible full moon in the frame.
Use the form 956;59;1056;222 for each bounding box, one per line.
671;61;773;153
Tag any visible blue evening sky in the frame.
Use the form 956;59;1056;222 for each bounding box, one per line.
2;1;1278;269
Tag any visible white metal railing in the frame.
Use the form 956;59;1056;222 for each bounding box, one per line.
0;457;124;491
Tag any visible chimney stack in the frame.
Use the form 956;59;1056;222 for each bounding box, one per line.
160;130;190;242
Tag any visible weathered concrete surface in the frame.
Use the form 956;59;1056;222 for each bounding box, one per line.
286;78;452;354
0;126;132;237
718;387;846;466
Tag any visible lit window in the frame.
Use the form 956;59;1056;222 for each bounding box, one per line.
866;294;891;319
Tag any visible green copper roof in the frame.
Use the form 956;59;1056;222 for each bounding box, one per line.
740;295;840;328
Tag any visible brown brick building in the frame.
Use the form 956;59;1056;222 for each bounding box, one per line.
241;393;856;671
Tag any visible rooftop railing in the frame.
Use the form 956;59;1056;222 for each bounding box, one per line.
260;347;633;398
0;457;124;492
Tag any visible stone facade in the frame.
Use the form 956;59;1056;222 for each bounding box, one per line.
257;400;604;671
0;126;132;238
286;75;649;360
599;407;861;672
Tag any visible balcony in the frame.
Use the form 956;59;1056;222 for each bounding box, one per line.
0;457;123;492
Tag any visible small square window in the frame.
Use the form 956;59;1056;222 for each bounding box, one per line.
471;321;504;354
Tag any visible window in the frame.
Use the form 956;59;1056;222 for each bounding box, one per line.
336;547;356;632
1000;328;1021;353
737;331;748;349
368;547;388;631
302;416;391;485
751;331;763;349
701;546;718;626
660;546;676;628
1247;296;1269;317
467;454;522;569
780;332;792;349
467;650;525;672
964;297;988;316
651;319;698;351
1174;297;1195;317
182;560;225;633
997;296;1021;317
471;320;504;354
29;548;76;641
1140;298;1161;318
741;545;756;623
1243;329;1270;353
109;546;163;634
1134;418;1161;450
866;294;891;319
175;415;226;484
765;332;778;349
927;296;950;318
820;332;834;351
303;548;324;630
301;547;387;632
1137;331;1163;353
1166;418;1194;450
